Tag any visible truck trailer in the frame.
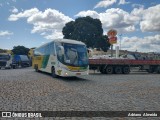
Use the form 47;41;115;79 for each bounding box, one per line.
89;58;160;74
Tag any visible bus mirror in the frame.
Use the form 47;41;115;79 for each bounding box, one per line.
58;46;64;55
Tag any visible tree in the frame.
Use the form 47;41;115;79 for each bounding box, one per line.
12;46;30;55
62;16;110;51
0;49;6;53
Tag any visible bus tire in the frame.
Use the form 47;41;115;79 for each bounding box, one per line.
114;66;122;74
51;67;57;78
105;66;113;74
35;65;39;72
123;66;130;74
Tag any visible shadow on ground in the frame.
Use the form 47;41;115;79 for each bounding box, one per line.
34;70;90;82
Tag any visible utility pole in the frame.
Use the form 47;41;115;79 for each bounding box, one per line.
119;34;122;50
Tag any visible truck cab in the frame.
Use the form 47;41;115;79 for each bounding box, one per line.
0;53;12;69
12;55;30;68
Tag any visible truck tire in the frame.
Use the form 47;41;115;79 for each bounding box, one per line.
155;66;160;74
147;66;154;73
114;66;122;74
105;66;113;74
12;65;16;69
99;66;106;74
123;66;130;74
51;67;57;78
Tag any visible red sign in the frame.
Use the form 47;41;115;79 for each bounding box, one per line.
107;29;117;38
109;37;117;44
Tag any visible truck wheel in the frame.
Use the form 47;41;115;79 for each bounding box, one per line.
114;66;122;74
147;66;154;73
123;66;130;74
51;67;57;78
100;67;106;74
105;66;113;74
155;66;160;74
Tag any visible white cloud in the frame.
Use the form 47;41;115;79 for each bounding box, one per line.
8;8;39;21
0;31;13;37
75;8;139;33
8;8;73;39
140;4;160;32
44;30;63;40
120;34;160;52
76;4;160;33
118;0;129;5
100;8;139;33
10;6;18;13
131;7;144;18
0;4;2;7
94;0;117;9
75;10;99;19
132;4;144;8
12;0;16;2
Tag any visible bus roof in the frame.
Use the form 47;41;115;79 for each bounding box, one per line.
36;39;86;49
53;39;85;45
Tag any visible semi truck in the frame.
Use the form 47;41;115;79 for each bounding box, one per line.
89;53;160;74
12;55;30;68
0;53;13;69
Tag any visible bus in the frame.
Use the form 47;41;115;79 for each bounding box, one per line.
32;39;89;77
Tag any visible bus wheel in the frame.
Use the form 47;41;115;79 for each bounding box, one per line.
35;65;39;72
114;66;122;74
123;66;130;74
52;67;57;78
105;66;113;74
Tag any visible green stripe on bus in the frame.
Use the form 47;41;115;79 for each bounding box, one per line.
42;55;50;68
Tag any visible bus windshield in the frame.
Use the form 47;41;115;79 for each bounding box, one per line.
0;54;10;60
56;43;88;67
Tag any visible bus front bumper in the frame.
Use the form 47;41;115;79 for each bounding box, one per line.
58;69;89;77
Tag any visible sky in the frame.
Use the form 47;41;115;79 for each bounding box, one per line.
0;0;160;52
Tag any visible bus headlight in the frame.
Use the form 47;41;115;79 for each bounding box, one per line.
65;72;68;76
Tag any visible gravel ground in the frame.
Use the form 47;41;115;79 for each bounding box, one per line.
0;67;160;120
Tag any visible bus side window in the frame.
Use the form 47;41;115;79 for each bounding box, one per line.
34;49;40;56
45;45;50;55
39;47;45;55
50;43;55;55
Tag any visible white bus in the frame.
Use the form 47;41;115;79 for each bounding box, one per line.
33;39;89;77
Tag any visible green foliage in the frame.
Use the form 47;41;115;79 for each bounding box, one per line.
0;49;6;53
12;46;30;55
62;16;110;51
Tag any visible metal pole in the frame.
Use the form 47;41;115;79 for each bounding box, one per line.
119;34;122;50
111;45;113;57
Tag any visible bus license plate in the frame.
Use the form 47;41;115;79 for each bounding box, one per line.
76;73;81;75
